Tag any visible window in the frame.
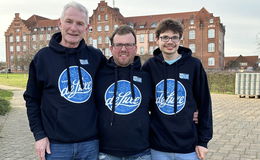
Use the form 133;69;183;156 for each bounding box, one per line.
39;34;44;41
128;23;134;28
208;57;215;66
149;33;154;42
16;28;20;32
23;35;26;42
139;34;145;43
208;43;215;52
151;22;157;28
16;36;20;42
209;18;214;24
208;29;215;38
189;44;196;53
114;25;118;30
88;37;93;44
140;47;144;55
149;46;154;55
98;15;101;21
34;28;37;32
32;35;36;41
240;62;248;66
97;25;102;32
105;25;109;31
105;14;108;21
98;36;102;44
105;48;111;57
23;45;27;51
190;19;194;25
139;25;145;29
41;28;44;31
189;30;195;39
47;34;51;40
9;36;13;42
16;46;20;52
105;36;110;44
55;27;59;30
10;46;14;52
47;27;52;31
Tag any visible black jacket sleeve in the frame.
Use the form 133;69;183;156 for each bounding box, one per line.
193;63;213;148
23;58;46;141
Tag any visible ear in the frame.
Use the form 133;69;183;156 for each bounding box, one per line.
109;45;113;52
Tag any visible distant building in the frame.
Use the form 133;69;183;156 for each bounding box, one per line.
5;0;225;72
5;13;59;72
224;55;259;71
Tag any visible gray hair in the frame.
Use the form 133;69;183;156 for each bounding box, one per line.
60;1;89;24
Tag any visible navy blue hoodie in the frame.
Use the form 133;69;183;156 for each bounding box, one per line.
142;46;213;153
24;32;106;143
95;56;152;156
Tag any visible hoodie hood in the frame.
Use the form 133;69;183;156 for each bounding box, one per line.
49;32;86;91
153;46;192;63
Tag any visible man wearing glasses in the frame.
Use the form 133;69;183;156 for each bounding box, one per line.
142;19;213;160
95;25;152;160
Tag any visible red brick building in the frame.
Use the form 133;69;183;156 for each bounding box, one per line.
5;0;225;71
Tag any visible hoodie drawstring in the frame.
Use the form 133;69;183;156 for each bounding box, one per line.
76;53;84;89
163;61;168;101
174;62;179;113
110;66;118;126
66;53;72;92
129;64;135;99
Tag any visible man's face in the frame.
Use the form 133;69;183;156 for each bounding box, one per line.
156;30;181;56
59;7;88;48
110;33;137;67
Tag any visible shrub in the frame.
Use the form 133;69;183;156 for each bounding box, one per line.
0;89;13;115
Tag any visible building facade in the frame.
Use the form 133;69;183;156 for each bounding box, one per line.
5;0;225;71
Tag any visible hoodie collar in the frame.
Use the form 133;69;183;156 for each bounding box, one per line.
153;46;192;63
49;32;86;54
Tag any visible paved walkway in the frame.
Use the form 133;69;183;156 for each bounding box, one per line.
0;85;260;160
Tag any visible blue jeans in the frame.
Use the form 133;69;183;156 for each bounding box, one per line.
99;149;151;160
151;149;199;160
46;139;99;160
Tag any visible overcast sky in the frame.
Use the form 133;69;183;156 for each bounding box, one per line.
1;0;260;61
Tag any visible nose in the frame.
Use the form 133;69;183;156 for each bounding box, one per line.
121;45;127;51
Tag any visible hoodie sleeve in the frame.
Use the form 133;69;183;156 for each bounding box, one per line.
23;58;46;141
193;62;213;148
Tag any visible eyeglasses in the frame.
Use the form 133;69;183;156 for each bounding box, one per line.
159;36;180;43
112;43;136;50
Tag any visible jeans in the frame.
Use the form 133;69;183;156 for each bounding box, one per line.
46;139;99;160
151;149;199;160
99;149;151;160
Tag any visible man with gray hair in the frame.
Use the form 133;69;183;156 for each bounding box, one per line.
24;1;106;160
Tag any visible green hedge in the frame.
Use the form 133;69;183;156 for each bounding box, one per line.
207;72;235;94
0;89;13;115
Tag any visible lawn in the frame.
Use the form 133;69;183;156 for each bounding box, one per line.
0;73;28;89
0;89;13;115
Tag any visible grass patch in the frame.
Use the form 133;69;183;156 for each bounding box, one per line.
0;73;28;89
0;89;13;115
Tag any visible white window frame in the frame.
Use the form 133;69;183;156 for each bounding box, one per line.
208;29;215;38
208;43;215;52
189;30;195;39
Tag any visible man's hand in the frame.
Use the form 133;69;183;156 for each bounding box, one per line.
193;111;198;124
195;146;208;160
35;137;51;160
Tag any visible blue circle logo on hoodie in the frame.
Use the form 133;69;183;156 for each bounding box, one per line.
104;80;142;115
58;66;92;103
155;79;186;115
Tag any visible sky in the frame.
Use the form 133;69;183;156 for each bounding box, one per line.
1;0;260;62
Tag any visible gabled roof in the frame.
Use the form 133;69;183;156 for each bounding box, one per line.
125;11;199;29
224;55;259;67
23;14;58;29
